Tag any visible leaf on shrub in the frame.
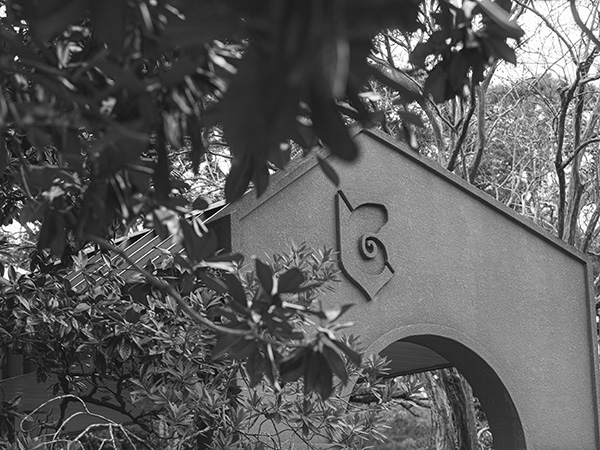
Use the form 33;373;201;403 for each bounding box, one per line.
424;63;449;103
399;111;424;127
180;218;217;263
229;336;257;360
309;80;358;161
224;156;254;203
37;210;66;256
323;345;348;385
212;332;244;360
485;37;517;65
91;0;125;56
331;338;362;367
118;340;132;361
73;303;91;315
315;356;333;399
246;350;266;388
224;274;247;307
280;349;307;385
309;304;354;322
316;155;340;187
19;0;90;41
0;137;7;177
192;195;209;211
255;259;273;294
278;268;304;293
125;307;142;324
198;271;228;294
180;271;195;296
477;0;524;40
304;350;334;399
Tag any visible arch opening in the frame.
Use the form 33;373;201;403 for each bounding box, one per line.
378;335;526;450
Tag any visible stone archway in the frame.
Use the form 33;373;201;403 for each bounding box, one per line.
372;326;526;450
207;126;600;448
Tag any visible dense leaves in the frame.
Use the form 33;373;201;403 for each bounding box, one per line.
0;0;521;257
0;243;373;448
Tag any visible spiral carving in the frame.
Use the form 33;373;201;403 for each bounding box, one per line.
336;190;395;301
359;233;384;260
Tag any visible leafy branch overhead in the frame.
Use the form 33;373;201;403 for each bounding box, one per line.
0;0;522;256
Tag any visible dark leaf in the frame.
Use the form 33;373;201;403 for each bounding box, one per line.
316;155;340;187
229;336;257;359
291;120;319;150
161;1;243;49
315;353;333;399
224;156;254;203
91;0;126;56
399;111;425;127
252;163;270;197
278;268;304;293
224;274;247;307
198;271;228;294
303;350;320;396
401;123;419;151
125;307;141;324
18;0;90;41
0;137;7;176
310;81;358;161
19;200;46;225
58;129;83;172
161;57;200;87
212;332;244;360
477;0;524;40
188;115;206;173
246;350;265;388
152;211;170;240
125;282;150;306
331;339;362;367
180;219;218;263
424;63;449;103
255;259;273;294
38;210;66;256
180;271;195;296
204;252;244;265
280;349;306;384
153;134;171;199
485;37;517;65
409;41;434;67
192;196;209;211
0;27;43;63
323;345;348;385
308;304;354;322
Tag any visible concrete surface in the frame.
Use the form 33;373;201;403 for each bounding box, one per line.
213;127;600;450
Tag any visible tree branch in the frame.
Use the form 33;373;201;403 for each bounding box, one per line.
569;0;600;50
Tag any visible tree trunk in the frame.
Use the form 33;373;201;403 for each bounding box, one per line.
425;368;478;450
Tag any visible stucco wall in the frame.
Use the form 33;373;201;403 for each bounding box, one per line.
219;128;600;450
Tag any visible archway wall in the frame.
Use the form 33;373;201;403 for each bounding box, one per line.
214;127;600;449
368;326;526;450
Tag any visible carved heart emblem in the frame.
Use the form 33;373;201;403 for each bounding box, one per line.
336;190;395;301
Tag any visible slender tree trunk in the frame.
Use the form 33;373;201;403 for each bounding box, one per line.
425;371;455;450
425;369;478;450
439;369;478;450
